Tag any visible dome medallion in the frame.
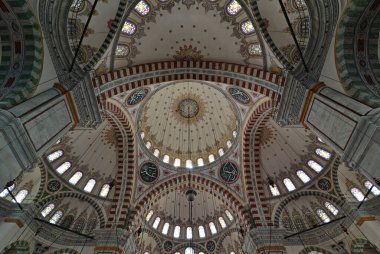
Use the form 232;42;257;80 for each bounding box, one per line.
137;81;240;169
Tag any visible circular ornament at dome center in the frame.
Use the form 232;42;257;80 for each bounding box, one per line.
178;98;199;118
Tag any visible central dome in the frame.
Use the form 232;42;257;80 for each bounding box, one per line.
138;81;239;169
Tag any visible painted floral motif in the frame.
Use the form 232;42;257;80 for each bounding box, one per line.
173;45;204;61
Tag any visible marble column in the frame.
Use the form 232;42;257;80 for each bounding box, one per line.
300;83;380;181
0;84;79;188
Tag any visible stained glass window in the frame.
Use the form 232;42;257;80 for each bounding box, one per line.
0;184;15;198
12;190;28;203
227;0;242;15
269;184;280;196
69;172;83;185
209;222;217;234
116;45;129;57
296;170;311;183
199;225;206;238
152;217;160;229
146;210;154;221
315;148;331;160
47;150;63;162
100;184;110;197
324;202;339;216
186;227;193;239
248;43;262;55
364;181;380;196
56;162;71;174
41;203;55;217
219;217;227;228
134;0;150;16
351;188;365;201
225;210;234;221
84;179;96;193
241;20;255;34
162;222;169;235
173;225;180;238
308;160;323;173
283;178;296;191
49;210;63;224
122;21;136;35
316;209;331;223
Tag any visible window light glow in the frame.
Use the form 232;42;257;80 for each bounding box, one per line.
269;184;280;196
152;217;160;229
134;0;150;16
12;190;28;203
146;210;154;221
163;155;170;163
208;154;215;163
174;226;181;238
84;179;96;193
69;172;83;185
324;202;339;216
219;217;227;228
153;149;160;157
41;204;55;217
364;181;380;196
227;140;232;148
100;184;110;197
197;158;204;167
186;160;193;169
186;227;193;239
162;222;169;235
296;170;311;183
198;225;206;238
308;160;323;173
174;158;181;167
283;178;296;191
315;148;332;160
145;141;151;149
47;150;63;162
56;162;71;174
227;0;242;15
351;188;365;201
49;211;63;224
209;222;217;234
218;148;225;156
0;184;15;198
225;210;234;221
316;209;331;223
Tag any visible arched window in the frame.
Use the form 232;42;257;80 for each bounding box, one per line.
49;210;63;224
185;247;195;254
269;184;280;196
283;178;296;191
219;217;227;228
145;141;152;149
69;172;83;185
208;154;215;163
174;158;181;167
0;184;15;198
351;188;365;201
241;20;255;34
122;21;136;35
317;137;324;143
197;158;204;167
225;210;234;221
152;217;160;229
316;209;331;223
140;132;145;139
198;225;206;238
364;181;380;196
55;139;62;145
227;140;232;148
162;222;169;235
153;149;160;157
146;210;154;221
116;45;129;57
99;184;110;197
209;222;217;234
296;170;311;183
186;226;193;239
41;203;55;217
231;252;236;254
12;190;28;203
227;0;242;15
163;155;170;163
308;160;323;173
56;162;71;174
134;0;150;16
186;160;193;169
233;130;237;138
173;225;181;238
315;148;331;160
47;150;63;162
84;179;96;193
218;148;224;156
324;202;339;216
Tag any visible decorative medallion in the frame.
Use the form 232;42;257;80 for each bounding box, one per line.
127;88;149;105
163;241;173;252
228;87;251;105
140;162;159;183
206;241;216;251
317;178;332;191
178;98;199;118
220;161;239;183
47;180;61;193
173;45;204;61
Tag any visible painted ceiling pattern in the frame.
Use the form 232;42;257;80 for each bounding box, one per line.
113;0;265;69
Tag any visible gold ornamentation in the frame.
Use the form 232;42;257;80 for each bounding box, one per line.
173;45;204;61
